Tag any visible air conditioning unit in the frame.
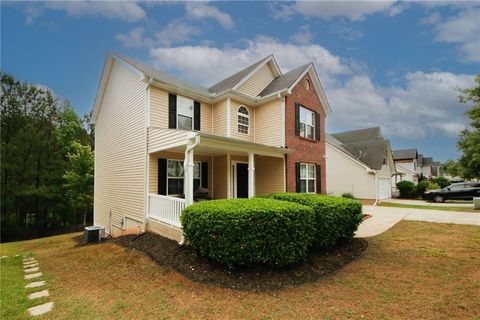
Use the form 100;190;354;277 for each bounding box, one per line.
84;226;105;243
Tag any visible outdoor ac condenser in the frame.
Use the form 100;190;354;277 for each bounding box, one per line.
83;226;105;243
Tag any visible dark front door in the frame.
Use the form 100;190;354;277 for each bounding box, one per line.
236;163;249;198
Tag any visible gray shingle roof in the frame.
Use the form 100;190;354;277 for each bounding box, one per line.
328;127;391;170
116;54;211;96
393;148;418;160
417;153;424;166
331;127;383;144
258;63;310;97
422;157;434;166
208;55;272;94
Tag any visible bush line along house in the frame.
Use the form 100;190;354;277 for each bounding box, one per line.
91;53;331;240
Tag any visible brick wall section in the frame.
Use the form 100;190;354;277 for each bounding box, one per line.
285;73;327;194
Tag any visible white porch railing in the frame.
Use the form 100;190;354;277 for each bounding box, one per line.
148;194;186;228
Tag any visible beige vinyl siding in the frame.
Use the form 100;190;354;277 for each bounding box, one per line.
200;102;213;133
148;128;188;153
230;100;254;142
149;86;168;128
94;60;148;231
326;144;376;199
238;63;275;97
212;99;228;136
212;155;228;199
255;98;283;147
149;151;213;197
255;156;284;195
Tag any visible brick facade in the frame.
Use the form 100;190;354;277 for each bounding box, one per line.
285;73;327;194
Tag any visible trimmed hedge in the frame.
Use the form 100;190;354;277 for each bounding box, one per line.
396;181;416;198
258;193;363;248
180;198;315;267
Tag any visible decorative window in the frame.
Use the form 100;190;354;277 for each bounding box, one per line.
304;79;310;90
177;95;194;130
237;106;249;134
300;163;316;193
299;106;315;139
166;160;201;195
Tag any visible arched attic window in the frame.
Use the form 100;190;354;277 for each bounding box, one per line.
237;106;249;134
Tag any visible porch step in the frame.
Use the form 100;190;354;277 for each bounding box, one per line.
147;218;183;243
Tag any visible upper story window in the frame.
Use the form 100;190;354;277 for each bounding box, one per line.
177;95;194;130
299;106;315;139
237;106;249;134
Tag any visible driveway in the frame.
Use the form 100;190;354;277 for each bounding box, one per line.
356;205;480;237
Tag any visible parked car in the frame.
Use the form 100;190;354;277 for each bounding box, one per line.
424;182;480;203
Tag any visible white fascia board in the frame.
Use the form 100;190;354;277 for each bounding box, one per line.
91;55;115;124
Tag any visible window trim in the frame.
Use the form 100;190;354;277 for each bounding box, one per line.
298;105;315;140
300;163;316;194
166;159;201;196
176;95;194;131
237;105;250;135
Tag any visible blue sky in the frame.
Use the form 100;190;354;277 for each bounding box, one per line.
2;1;479;162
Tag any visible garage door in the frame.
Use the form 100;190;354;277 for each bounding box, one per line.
378;178;392;200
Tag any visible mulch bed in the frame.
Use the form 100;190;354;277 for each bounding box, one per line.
111;233;368;292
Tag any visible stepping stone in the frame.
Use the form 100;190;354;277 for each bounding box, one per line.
0;256;8;259
27;302;53;316
14;254;20;257
25;272;42;280
23;257;35;262
25;267;40;273
28;290;49;300
24;262;39;268
26;281;46;288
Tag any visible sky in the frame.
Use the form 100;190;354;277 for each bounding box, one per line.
2;1;479;162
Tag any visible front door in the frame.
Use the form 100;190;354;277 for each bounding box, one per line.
235;163;249;198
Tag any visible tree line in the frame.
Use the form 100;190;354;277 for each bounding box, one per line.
442;75;480;180
1;72;94;242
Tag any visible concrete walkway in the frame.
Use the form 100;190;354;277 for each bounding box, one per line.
356;205;480;238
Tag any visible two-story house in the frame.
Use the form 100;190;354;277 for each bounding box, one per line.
91;53;331;241
392;148;419;185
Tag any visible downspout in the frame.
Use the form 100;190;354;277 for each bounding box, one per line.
367;169;379;206
180;134;200;245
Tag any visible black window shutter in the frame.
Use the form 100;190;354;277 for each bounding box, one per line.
194;101;201;131
316;164;321;194
158;158;167;195
168;93;177;129
315;112;321;141
295;103;300;136
295;162;301;193
201;162;208;189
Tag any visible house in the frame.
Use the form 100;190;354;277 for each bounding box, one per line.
432;161;443;177
91;53;331;241
421;156;434;178
392;148;419;185
325;127;396;201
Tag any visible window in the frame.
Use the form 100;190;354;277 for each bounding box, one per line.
166;160;201;195
177;95;194;130
299;106;315;139
304;79;310;90
237;106;249;134
300;163;316;193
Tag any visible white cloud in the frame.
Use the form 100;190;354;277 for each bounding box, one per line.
185;2;234;29
116;27;150;48
148;36;350;86
290;25;313;45
25;1;147;24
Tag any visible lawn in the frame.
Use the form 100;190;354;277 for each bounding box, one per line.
1;221;479;320
379;201;479;213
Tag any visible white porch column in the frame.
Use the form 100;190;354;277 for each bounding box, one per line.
248;153;255;198
184;149;195;206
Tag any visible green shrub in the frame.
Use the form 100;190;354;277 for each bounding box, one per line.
427;181;440;190
180;198;315;267
433;177;450;188
416;181;429;197
396;181;417;198
258;193;363;248
341;192;354;199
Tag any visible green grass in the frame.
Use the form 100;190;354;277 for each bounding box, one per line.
379;201;479;213
0;254;50;319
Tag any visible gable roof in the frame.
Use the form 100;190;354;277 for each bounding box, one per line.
393;148;418;160
422;157;434;166
258;63;310;97
417;153;424;166
328;127;394;171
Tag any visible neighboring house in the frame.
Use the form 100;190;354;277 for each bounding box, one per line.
392;148;419;185
421;156;434;178
92;53;331;240
432;161;443;177
325;127;396;201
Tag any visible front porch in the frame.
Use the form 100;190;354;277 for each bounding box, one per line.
146;128;288;229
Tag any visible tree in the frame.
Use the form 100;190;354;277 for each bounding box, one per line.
458;75;480;180
63;142;94;227
442;159;462;177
